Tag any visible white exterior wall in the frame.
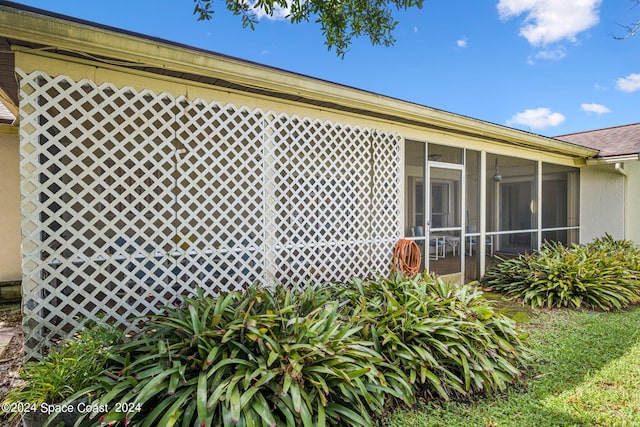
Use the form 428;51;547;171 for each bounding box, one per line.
580;164;626;243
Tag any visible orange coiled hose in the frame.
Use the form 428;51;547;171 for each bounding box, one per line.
392;239;422;276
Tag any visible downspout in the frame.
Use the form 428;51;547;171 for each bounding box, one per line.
614;162;628;176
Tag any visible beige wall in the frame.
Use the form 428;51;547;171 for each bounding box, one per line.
625;161;640;244
0;129;21;282
580;164;626;243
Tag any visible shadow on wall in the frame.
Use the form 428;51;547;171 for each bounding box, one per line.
0;281;21;303
0;131;21;285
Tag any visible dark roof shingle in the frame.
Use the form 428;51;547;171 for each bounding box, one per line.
555;123;640;158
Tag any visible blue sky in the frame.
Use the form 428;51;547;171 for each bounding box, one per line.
11;0;640;136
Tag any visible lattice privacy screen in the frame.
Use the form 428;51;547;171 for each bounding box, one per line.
18;69;400;358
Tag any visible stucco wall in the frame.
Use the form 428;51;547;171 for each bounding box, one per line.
626;161;640;243
580;164;625;243
0;130;21;282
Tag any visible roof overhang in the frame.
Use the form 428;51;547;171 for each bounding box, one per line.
0;1;599;160
585;154;640;165
0;87;17;119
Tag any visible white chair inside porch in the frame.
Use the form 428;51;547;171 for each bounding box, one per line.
412;226;446;260
466;235;494;257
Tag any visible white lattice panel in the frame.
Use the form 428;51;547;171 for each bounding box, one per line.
370;131;402;269
19;73;183;358
174;100;265;293
264;115;400;286
18;69;400;358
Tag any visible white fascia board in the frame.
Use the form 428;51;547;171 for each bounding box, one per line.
585;154;640;165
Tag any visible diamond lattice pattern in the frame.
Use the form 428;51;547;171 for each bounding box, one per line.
18;70;400;358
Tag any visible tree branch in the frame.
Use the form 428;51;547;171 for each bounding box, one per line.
613;21;640;40
613;0;640;40
191;0;424;57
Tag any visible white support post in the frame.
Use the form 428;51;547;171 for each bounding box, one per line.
479;151;487;277
537;160;543;249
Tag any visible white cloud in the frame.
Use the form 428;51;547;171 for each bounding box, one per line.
249;1;291;21
526;46;567;64
580;103;611;114
413;26;419;34
507;107;566;130
497;0;602;46
616;73;640;92
534;47;566;61
456;38;468;48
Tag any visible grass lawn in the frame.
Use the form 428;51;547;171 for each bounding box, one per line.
383;303;640;427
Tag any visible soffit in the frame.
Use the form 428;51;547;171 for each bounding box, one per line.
0;36;17;123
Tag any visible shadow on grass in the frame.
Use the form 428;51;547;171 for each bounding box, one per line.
520;306;640;425
481;290;535;323
383;295;640;427
381;396;588;427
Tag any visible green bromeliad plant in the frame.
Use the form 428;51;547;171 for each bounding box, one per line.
482;235;640;310
336;274;529;402
2;322;123;425
64;275;531;426
70;286;394;427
